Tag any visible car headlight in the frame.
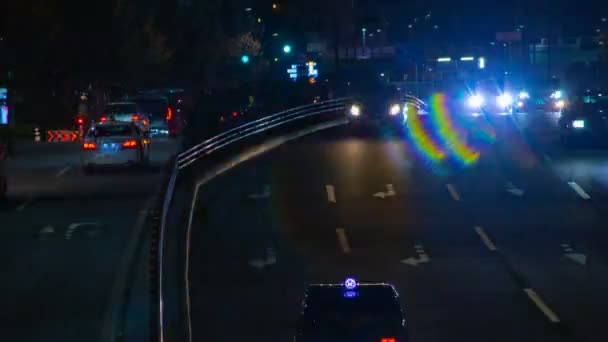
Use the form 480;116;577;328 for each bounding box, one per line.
496;93;513;108
555;100;566;109
572;119;585;128
467;94;484;108
517;101;524;108
349;104;361;117
519;91;530;99
551;90;563;99
389;104;401;116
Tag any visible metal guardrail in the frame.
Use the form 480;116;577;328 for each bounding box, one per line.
175;98;349;169
155;98;349;342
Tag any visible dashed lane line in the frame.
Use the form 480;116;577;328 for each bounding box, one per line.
55;166;72;177
475;226;497;251
326;185;336;203
446;183;461;201
524;288;561;323
567;181;591;200
336;228;351;253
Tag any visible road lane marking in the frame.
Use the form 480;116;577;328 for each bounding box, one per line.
524;288;560;323
326;185;336;203
102;196;156;342
16;198;35;211
568;181;591;200
475;226;497;251
55;166;72;177
336;228;351;253
446;184;461;201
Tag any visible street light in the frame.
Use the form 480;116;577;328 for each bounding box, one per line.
283;44;292;54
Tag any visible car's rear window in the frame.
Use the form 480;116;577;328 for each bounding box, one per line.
302;286;402;332
91;125;134;137
105;104;137;114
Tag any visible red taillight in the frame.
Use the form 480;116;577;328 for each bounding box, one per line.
76;117;84;125
232;111;238;117
166;107;173;121
132;114;140;121
83;142;97;150
122;140;138;148
100;116;107;122
381;338;396;342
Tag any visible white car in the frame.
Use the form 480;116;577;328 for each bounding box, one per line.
81;121;150;173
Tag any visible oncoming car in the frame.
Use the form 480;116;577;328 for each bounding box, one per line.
295;278;408;342
559;92;608;146
345;80;407;127
81;121;150;173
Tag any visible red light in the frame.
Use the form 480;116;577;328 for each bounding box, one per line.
232;111;238;117
122;140;138;148
100;116;107;122
77;117;84;125
132;114;140;121
83;142;97;150
166;107;173;121
381;338;396;342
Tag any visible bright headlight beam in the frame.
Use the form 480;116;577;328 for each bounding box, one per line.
555;100;565;109
519;91;530;99
572;120;585;128
497;93;514;108
349;105;361;117
467;94;484;108
389;104;401;116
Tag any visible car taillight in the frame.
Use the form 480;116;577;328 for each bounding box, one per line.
83;142;97;150
76;117;84;125
381;338;396;342
122;140;138;148
132;114;140;121
100;116;107;122
166;107;173;120
232;111;238;117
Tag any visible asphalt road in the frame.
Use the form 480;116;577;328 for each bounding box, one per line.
186;110;608;342
0;137;178;342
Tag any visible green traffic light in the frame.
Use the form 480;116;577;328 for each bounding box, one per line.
283;45;292;54
241;55;250;64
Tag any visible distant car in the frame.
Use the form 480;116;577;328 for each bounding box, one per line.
101;102;150;134
295;278;408;342
345;83;406;127
0;141;7;199
81;121;150;173
465;79;514;116
133;96;175;137
559;93;608;146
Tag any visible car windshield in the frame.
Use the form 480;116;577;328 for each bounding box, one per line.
5;3;608;342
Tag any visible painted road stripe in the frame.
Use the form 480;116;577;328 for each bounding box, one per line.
446;184;461;201
55;166;72;177
16;198;35;211
524;288;560;323
475;226;497;251
326;185;336;203
568;181;591;200
336;228;351;253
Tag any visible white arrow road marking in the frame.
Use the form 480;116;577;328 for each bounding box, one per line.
506;182;524;197
524;288;561;323
336;228;351;253
248;247;277;269
249;184;271;199
446;184;461;201
373;184;396;199
568;181;591;200
326;185;336;203
561;244;587;265
401;244;431;267
65;222;101;240
39;226;55;240
475;226;497;251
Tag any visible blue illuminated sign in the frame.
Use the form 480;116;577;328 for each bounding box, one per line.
344;277;357;290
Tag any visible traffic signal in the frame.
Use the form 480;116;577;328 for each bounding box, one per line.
283;44;292;54
241;55;250;64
